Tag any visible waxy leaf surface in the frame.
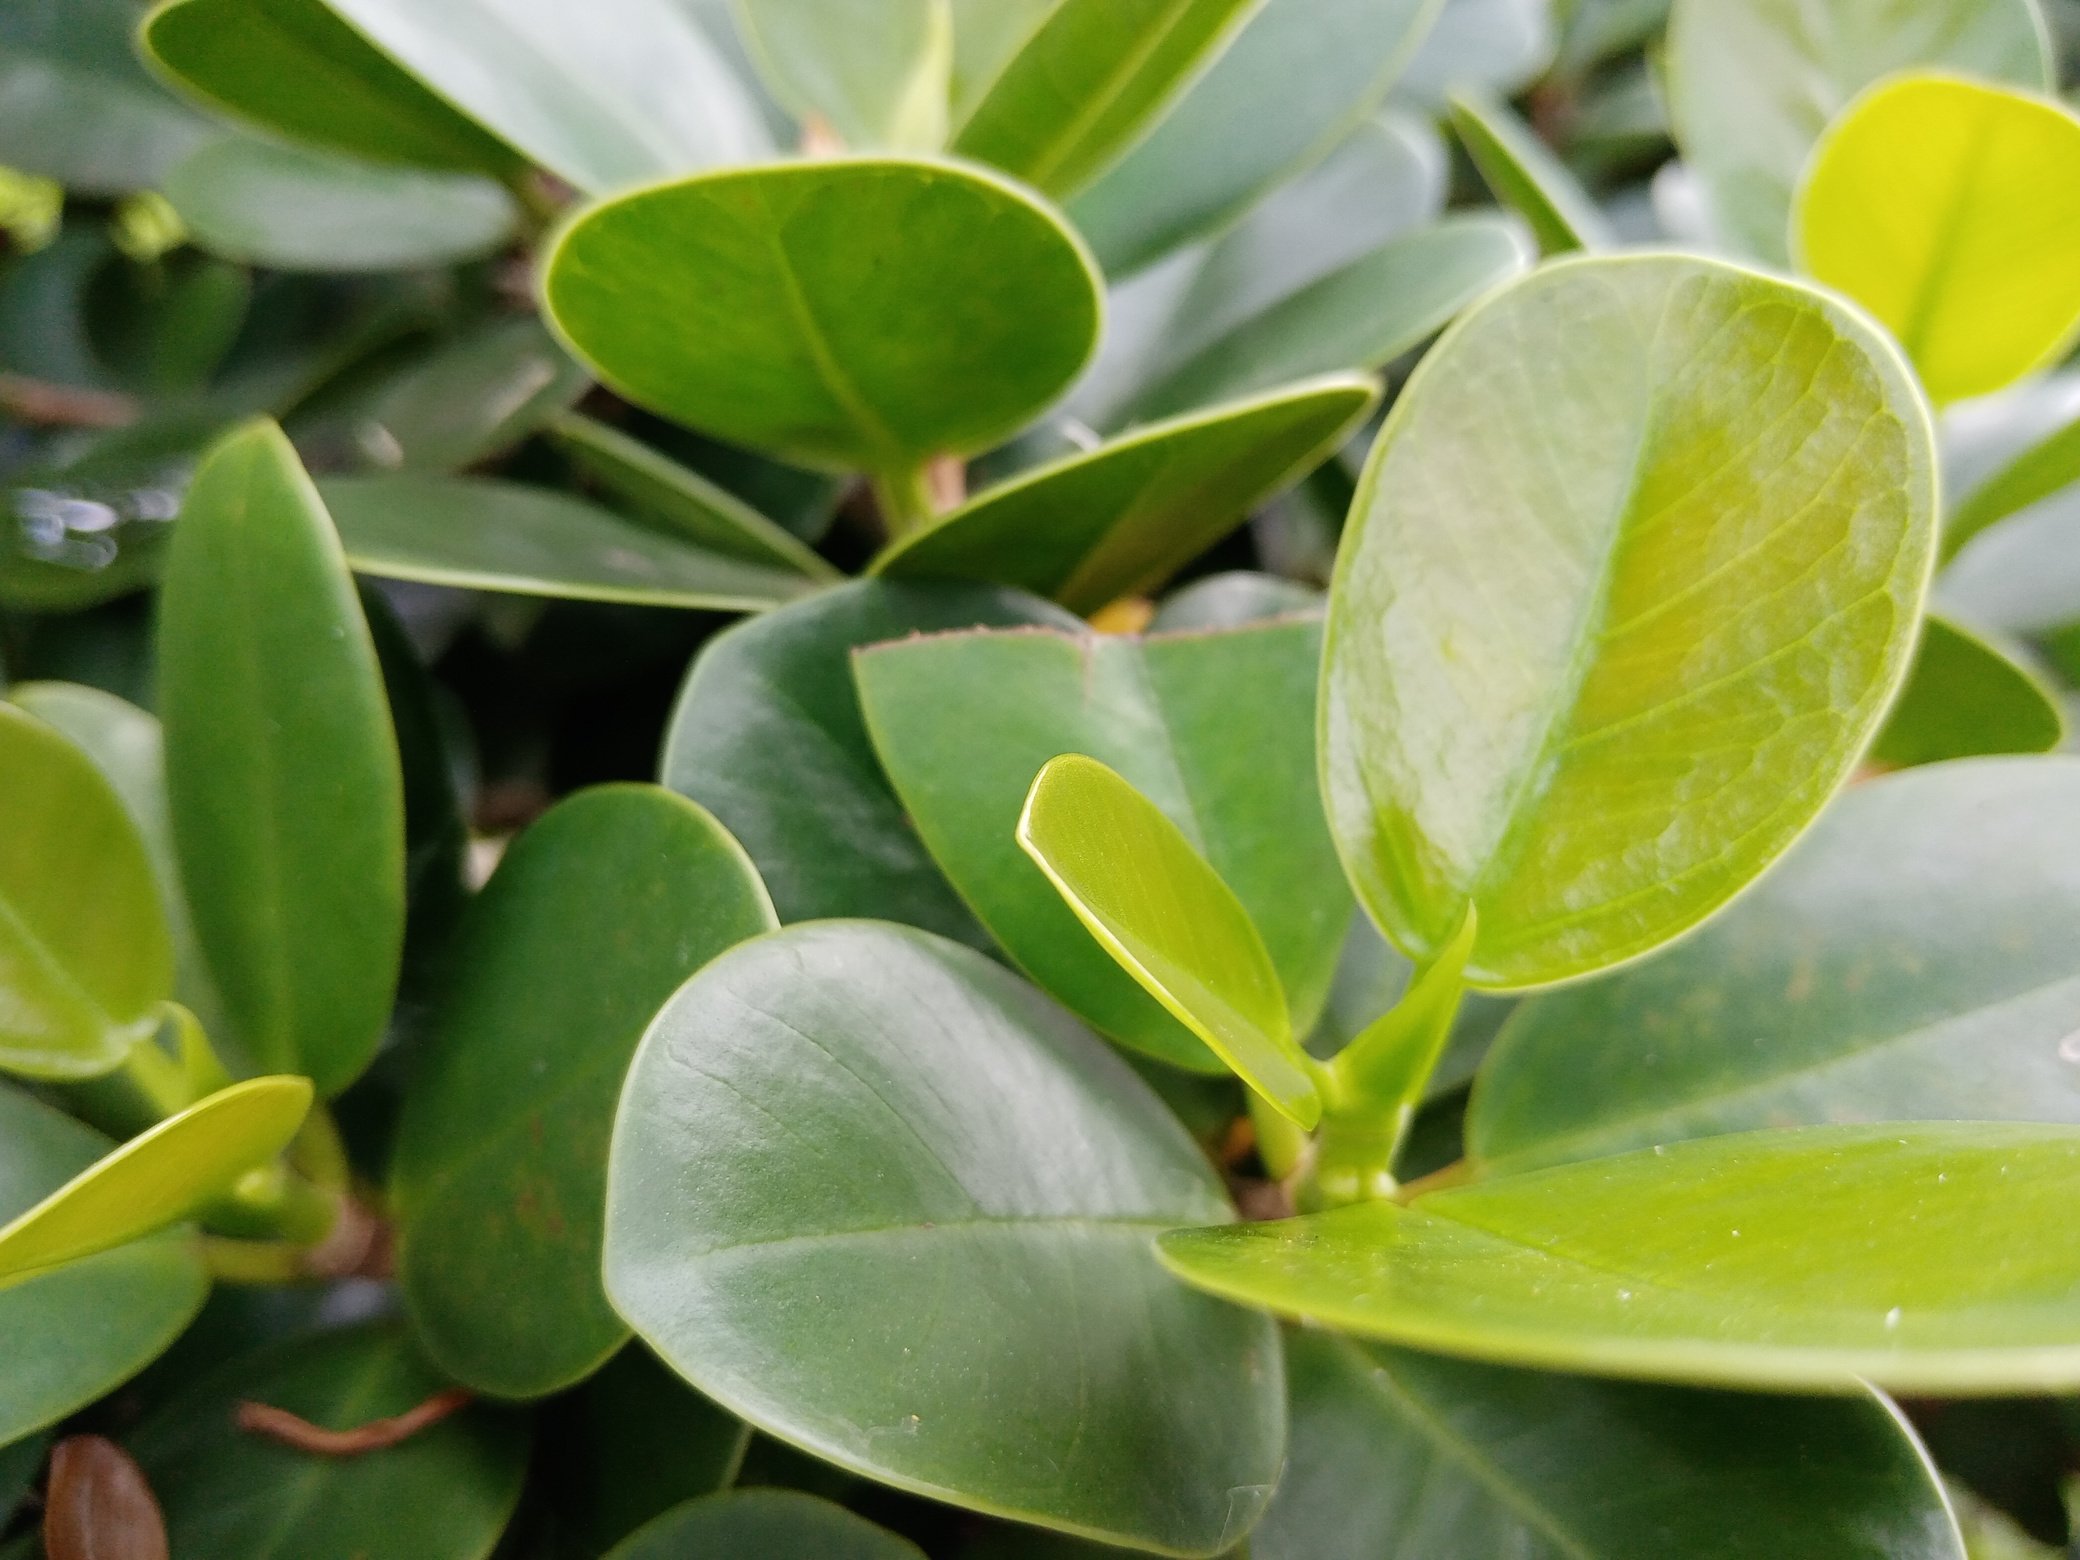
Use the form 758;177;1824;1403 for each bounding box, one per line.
0;1076;310;1282
604;921;1283;1556
320;475;815;612
1665;0;2049;264
129;1323;528;1560
857;618;1349;1069
542;159;1101;473
1446;88;1610;254
608;1491;925;1560
1871;616;2063;768
1162;1122;2080;1393
661;581;1079;947
1471;759;2080;1172
392;786;775;1400
1019;755;1322;1125
159;421;405;1096
734;0;950;151
872;376;1375;612
1796;73;2080;407
0;701;171;1081
1255;1331;1962;1560
1322;254;1936;988
0;1085;207;1449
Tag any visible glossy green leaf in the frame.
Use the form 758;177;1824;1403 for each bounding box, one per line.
1945;406;2080;563
1872;616;2063;768
604;920;1282;1555
1796;73;2080;407
1665;0;2049;264
1021;755;1322;1125
162;139;515;273
548;414;839;581
0;701;172;1081
660;580;1079;946
542;159;1102;474
1446;88;1611;254
608;1490;925;1560
1255;1330;1963;1560
857;617;1350;1069
1068;0;1442;275
1471;758;2080;1173
1163;1122;2080;1393
0;0;215;193
129;1322;528;1560
872;376;1376;613
948;0;1258;198
0;1086;207;1449
1149;571;1320;631
159;420;406;1096
393;785;775;1400
138;0;518;175
1322;254;1937;988
318;475;817;612
0;1076;310;1282
734;0;951;151
559;1347;749;1555
318;0;772;193
1129;215;1528;421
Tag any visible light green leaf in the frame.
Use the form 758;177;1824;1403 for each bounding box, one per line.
163;138;515;273
1129;215;1528;421
660;580;1080;946
159;419;406;1096
541;159;1102;474
0;1085;206;1449
0;701;172;1081
1321;254;1937;989
1149;570;1320;631
392;785;775;1400
0;1076;311;1283
318;475;819;612
604;920;1282;1556
733;0;952;151
1068;0;1443;275
1020;755;1323;1126
857;617;1350;1070
1872;615;2063;768
1470;758;2080;1173
1393;0;1554;106
1945;405;2080;563
949;0;1260;198
872;376;1376;613
1665;0;2050;264
1256;1330;1964;1560
1162;1122;2080;1393
1795;72;2080;407
317;0;773;192
1446;87;1611;254
128;1322;529;1560
608;1491;925;1560
138;0;519;176
548;413;839;581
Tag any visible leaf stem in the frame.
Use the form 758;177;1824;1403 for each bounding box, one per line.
872;464;939;540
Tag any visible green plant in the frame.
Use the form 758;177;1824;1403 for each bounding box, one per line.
6;0;2080;1556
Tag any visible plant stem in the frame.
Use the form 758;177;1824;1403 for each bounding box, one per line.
872;464;938;540
115;1031;196;1122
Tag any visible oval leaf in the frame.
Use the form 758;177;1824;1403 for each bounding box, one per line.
1871;615;2063;768
559;1349;749;1555
607;1490;924;1560
392;786;776;1400
660;580;1080;946
1471;758;2080;1172
159;419;406;1096
0;701;171;1080
1796;72;2080;406
543;158;1102;474
0;1076;311;1282
1162;1122;2080;1393
604;920;1283;1555
318;474;816;612
1322;253;1937;988
857;617;1351;1070
1257;1330;1963;1560
872;376;1376;613
1019;755;1322;1126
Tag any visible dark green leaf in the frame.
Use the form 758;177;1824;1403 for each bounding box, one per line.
604;920;1282;1555
1871;615;2063;768
159;419;406;1095
659;580;1079;946
607;1490;925;1560
0;1433;47;1529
